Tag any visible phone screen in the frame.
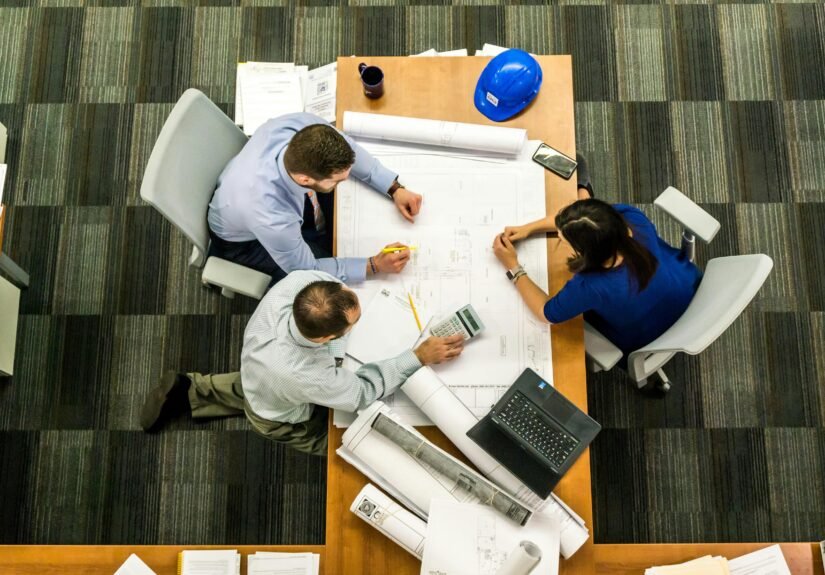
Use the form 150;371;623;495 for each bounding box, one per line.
532;144;577;179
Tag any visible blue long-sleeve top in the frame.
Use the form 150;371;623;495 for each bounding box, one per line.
544;204;702;356
207;112;398;283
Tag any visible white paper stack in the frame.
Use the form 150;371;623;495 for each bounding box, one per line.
646;544;792;575
412;48;469;57
0;163;7;206
235;61;338;135
178;550;240;575
475;43;537;58
248;552;320;575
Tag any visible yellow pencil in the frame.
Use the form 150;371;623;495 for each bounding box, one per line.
407;293;423;333
381;246;418;254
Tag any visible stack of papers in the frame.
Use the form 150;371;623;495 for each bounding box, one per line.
178;550;240;575
646;545;792;575
412;48;469;57
114;554;156;575
475;43;537;58
248;552;320;575
0;163;7;205
235;61;337;135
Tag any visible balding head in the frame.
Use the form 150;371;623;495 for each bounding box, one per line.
293;281;360;340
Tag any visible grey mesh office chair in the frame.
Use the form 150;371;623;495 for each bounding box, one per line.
140;89;271;299
584;187;773;391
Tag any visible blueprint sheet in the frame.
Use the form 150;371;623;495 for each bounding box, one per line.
334;140;552;425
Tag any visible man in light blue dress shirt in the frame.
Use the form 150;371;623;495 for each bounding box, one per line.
208;112;424;284
140;270;464;455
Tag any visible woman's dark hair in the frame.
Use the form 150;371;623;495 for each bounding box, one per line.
293;281;359;339
555;199;658;292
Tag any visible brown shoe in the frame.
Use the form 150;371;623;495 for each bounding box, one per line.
140;371;192;432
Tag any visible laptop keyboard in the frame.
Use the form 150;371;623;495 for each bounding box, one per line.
496;391;579;469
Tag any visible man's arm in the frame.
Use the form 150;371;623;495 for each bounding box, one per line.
341;133;398;195
253;221;368;283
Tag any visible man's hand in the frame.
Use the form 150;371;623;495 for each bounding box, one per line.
393;188;423;223
492;233;519;269
502;224;532;242
414;335;465;365
372;242;411;274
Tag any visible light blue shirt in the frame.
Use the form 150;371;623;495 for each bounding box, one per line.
208;113;399;283
241;270;423;423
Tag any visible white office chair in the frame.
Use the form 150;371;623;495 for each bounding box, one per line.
140;89;271;300
584;187;773;391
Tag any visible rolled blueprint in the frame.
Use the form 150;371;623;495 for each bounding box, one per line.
496;541;542;575
350;484;427;559
371;413;532;526
342;112;528;155
401;367;590;558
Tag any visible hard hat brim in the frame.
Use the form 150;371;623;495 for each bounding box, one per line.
473;81;532;122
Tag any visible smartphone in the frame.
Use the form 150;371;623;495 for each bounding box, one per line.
532;143;577;180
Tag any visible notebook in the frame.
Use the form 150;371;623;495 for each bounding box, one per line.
177;550;240;575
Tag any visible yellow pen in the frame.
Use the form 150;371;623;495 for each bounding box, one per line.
407;293;423;333
381;246;418;254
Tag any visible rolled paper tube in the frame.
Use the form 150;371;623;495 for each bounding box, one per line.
495;540;542;575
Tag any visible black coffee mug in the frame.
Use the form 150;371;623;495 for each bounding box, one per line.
358;63;384;99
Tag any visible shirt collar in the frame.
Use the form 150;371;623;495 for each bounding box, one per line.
288;316;324;348
277;147;311;199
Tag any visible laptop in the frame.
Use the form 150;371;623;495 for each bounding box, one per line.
467;368;601;499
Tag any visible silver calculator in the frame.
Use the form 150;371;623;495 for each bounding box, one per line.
430;304;485;340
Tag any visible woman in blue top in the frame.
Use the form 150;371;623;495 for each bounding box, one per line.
492;176;701;391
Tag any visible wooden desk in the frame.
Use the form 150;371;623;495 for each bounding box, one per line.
0;545;325;574
325;55;588;575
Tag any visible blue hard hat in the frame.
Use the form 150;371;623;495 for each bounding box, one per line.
474;49;543;122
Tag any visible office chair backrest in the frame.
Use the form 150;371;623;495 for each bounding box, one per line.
140;89;247;267
627;254;773;381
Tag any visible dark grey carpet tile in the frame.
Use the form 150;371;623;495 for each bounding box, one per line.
614;102;676;203
752;312;821;428
4;207;62;315
783;100;825;204
109;206;171;315
797;203;825;312
66;104;135;206
239;8;295;65
26;8;85;103
667;5;725;101
589;429;649;543
725;101;791;203
54;315;115;429
0;432;37;542
764;428;825;541
136;7;195;103
0;316;65;430
562;6;618;102
775;4;825;101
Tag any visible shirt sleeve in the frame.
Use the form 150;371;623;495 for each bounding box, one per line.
252;221;367;283
342;132;399;195
543;276;599;324
307;350;423;413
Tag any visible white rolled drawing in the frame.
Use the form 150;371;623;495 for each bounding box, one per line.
350;484;427;559
496;541;542;575
342;111;528;155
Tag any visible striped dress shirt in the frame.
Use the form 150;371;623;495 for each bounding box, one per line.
241;270;422;423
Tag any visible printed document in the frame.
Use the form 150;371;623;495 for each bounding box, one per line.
728;545;791;575
421;499;560;575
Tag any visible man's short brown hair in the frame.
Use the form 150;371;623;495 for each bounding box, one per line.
293;281;359;339
283;124;356;180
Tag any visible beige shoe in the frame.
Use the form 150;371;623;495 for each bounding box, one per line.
140;371;191;432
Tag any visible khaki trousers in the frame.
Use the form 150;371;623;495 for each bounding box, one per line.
187;371;329;457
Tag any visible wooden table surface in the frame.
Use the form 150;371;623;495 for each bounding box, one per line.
0;56;821;575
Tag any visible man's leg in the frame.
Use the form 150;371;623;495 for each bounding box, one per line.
244;404;329;457
208;230;287;283
188;371;246;419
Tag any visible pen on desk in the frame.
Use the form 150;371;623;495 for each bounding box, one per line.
407;293;423;333
381;246;417;254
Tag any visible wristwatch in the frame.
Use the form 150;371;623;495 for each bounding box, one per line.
506;265;525;282
388;179;405;198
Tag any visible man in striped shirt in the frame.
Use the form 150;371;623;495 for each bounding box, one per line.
140;270;464;455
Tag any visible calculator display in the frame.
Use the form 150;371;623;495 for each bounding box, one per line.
462;309;480;331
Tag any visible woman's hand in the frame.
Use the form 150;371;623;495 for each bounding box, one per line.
502;224;532;242
492;233;519;269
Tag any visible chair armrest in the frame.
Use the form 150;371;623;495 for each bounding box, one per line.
202;257;271;300
583;321;623;372
654;186;720;244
